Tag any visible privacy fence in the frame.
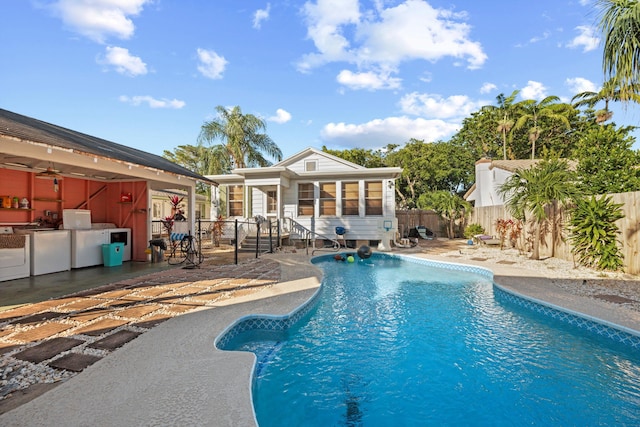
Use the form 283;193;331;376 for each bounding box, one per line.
468;191;640;275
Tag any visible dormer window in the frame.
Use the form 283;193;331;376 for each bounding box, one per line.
305;160;318;172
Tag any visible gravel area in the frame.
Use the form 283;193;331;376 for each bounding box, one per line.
444;245;640;312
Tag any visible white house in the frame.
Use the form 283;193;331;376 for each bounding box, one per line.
206;147;402;245
150;190;210;221
464;158;541;207
465;158;576;208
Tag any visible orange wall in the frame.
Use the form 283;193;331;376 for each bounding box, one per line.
0;169;149;261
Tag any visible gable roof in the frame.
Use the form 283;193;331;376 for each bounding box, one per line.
274;147;365;170
0;108;214;184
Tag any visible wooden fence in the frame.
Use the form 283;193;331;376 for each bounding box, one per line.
396;209;444;238
468;191;640;274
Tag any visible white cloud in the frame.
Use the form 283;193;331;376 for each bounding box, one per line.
480;82;497;94
336;69;401;90
297;0;360;72
298;0;486;74
197;48;228;79
399;92;487;120
567;25;599;52
520;81;548;100
268;108;292;124
321;116;460;148
529;31;551;44
566;77;597;95
253;3;271;29
50;0;151;43
119;95;185;109
100;46;147;76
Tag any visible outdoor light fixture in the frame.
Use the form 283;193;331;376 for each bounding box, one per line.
35;166;63;192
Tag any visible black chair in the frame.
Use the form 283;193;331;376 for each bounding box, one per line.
408;226;435;240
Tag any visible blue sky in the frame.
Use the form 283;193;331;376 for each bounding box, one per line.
2;0;640;160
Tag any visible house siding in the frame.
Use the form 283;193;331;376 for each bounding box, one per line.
207;148;401;242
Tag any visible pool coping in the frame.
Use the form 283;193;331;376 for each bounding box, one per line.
2;252;639;426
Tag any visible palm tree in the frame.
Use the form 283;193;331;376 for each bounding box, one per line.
163;144;231;196
571;77;640;123
597;0;640;101
198;105;282;169
417;190;472;239
513;96;571;160
498;159;578;260
482;90;520;160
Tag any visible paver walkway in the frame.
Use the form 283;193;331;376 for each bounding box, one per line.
0;257;281;413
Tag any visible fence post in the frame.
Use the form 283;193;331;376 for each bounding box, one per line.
269;219;273;253
234;219;238;265
255;220;260;259
197;217;202;257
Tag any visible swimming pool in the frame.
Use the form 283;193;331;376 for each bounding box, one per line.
218;254;640;426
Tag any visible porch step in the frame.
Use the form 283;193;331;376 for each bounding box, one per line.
239;235;278;253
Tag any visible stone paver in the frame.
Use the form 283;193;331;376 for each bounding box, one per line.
57;299;103;312
73;319;128;336
163;302;202;314
133;286;175;298
94;290;135;300
115;305;162;319
13;338;84;364
88;330;141;351
10;312;65;326
0;306;44;322
48;353;102;372
11;323;74;342
67;311;108;323
131;314;172;329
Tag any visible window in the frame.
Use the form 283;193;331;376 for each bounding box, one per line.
365;181;383;215
153;202;161;219
229;185;243;216
195;202;206;219
342;182;359;216
298;183;314;216
319;183;336;216
267;190;277;214
305;160;317;172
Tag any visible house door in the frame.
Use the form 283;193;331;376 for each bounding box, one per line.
266;189;277;220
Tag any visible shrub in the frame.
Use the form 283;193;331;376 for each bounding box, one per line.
464;223;484;239
569;195;624;272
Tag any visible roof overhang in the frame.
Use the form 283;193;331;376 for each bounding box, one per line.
0;135;214;190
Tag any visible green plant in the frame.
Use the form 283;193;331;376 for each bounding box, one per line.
211;215;225;247
464;223;484;239
495;218;523;250
569;195;624;272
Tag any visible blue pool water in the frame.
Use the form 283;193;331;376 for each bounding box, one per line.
220;254;640;426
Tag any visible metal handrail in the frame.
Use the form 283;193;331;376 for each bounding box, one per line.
281;218;341;255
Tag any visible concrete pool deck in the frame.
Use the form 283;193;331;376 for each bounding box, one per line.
1;251;639;426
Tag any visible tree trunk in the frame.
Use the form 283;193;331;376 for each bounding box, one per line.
532;221;541;260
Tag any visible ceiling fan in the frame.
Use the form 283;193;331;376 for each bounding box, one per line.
35;166;63;180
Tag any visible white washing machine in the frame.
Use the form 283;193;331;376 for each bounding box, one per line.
0;227;30;281
105;228;131;261
71;229;107;268
15;229;71;276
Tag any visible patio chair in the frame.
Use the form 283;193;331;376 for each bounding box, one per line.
408;226;436;240
473;234;501;246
